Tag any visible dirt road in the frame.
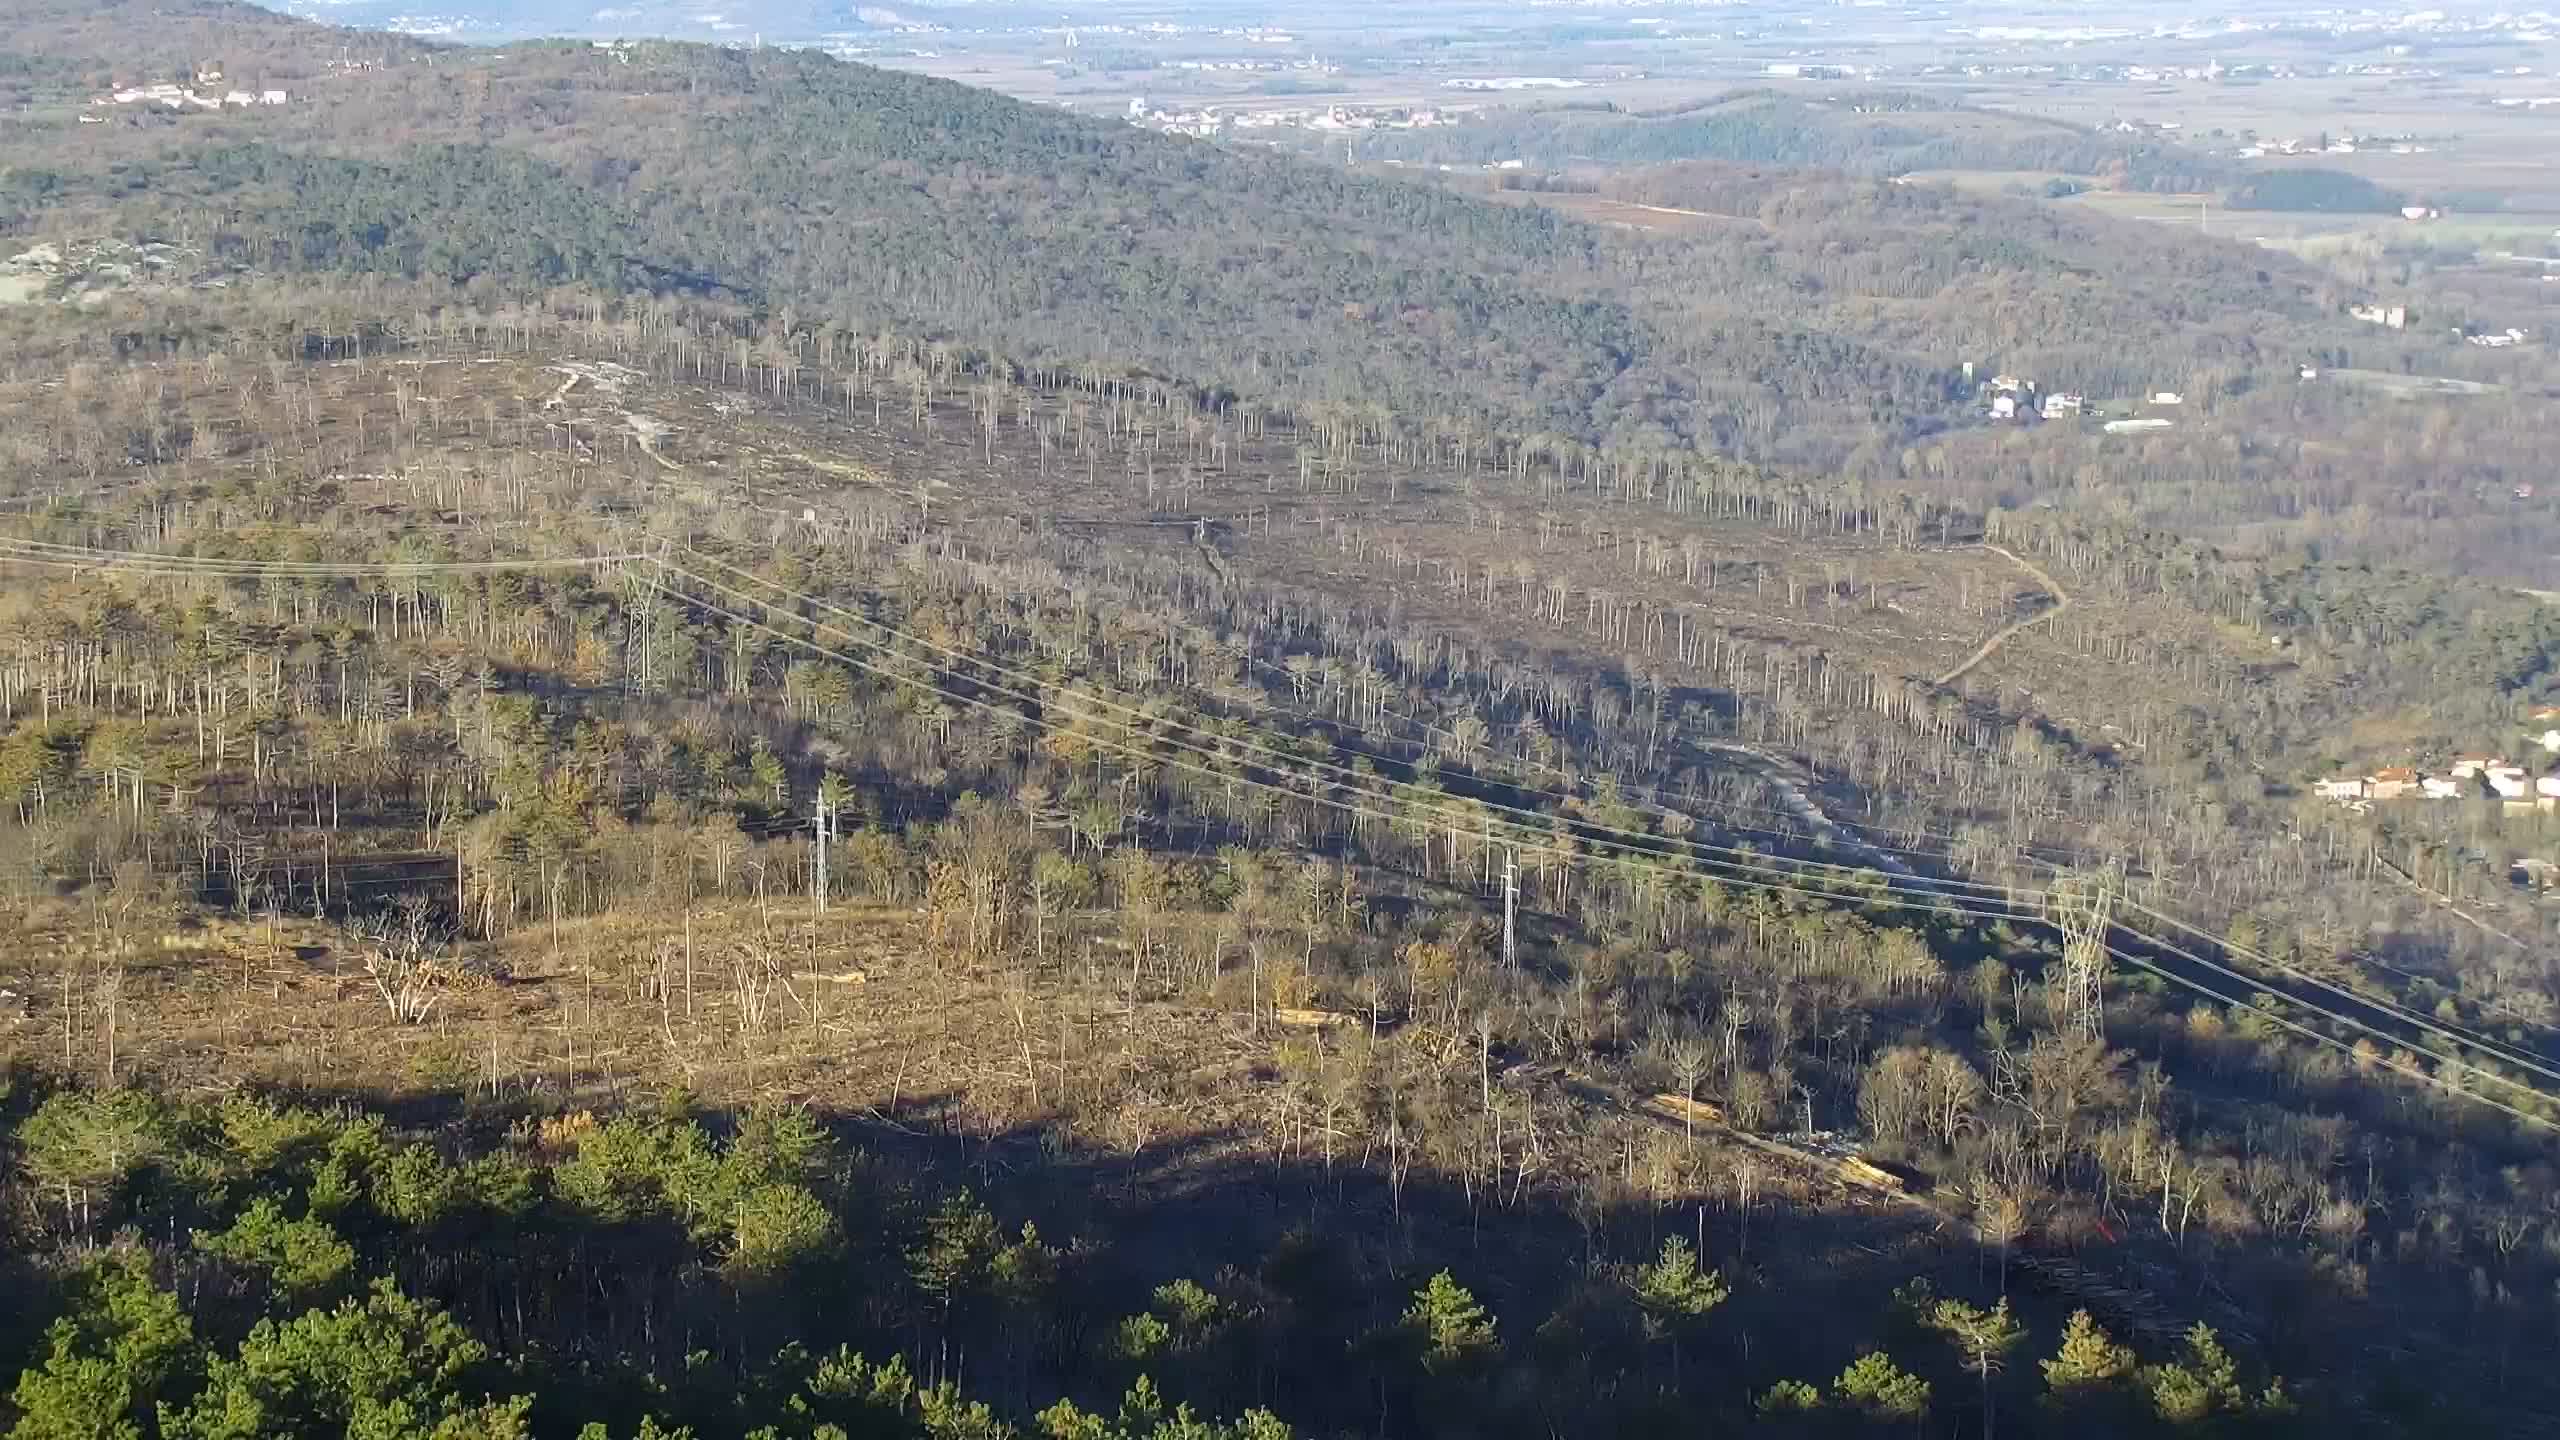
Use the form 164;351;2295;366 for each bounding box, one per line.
1934;544;2070;687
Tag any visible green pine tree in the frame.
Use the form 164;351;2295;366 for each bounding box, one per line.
1927;1297;2024;1440
1835;1351;1931;1425
2042;1309;2136;1401
1403;1271;1498;1374
190;1197;357;1305
160;1279;526;1440
1755;1379;1823;1416
2141;1324;2287;1427
1629;1236;1728;1391
7;1251;195;1440
909;1193;1001;1324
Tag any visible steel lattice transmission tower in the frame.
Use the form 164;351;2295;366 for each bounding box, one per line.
2047;866;2122;1039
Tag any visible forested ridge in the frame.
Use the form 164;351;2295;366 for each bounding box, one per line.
3;2;2504;501
14;0;2549;574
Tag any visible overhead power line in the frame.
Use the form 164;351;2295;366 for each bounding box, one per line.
0;535;636;577
7;534;2546;1130
2105;939;2558;1135
671;548;2034;904
646;561;2042;923
657;558;2560;1129
2109;911;2560;1099
2120;896;2560;1090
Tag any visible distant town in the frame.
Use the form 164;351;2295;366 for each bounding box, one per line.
2316;712;2560;821
1125;97;1456;141
85;63;288;117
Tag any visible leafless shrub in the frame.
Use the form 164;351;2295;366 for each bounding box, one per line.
358;892;446;1024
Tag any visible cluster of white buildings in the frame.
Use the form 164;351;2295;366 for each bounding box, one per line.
1165;58;1305;74
1973;370;2172;426
1984;386;2088;422
1054;21;1296;43
2317;719;2560;814
1125;99;1446;140
93;82;285;111
2234;131;2432;159
1443;76;1589;91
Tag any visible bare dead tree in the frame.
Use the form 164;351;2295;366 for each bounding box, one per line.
358;892;444;1024
733;936;779;1047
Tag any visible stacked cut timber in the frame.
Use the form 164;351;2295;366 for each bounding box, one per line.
2009;1254;2210;1349
1832;1156;1907;1194
1638;1092;1729;1129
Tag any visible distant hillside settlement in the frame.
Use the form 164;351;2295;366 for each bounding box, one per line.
84;65;285;117
2316;718;2560;813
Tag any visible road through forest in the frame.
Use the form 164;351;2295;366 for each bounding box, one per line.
1933;544;2071;687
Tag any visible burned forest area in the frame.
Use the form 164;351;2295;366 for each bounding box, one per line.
5;4;2560;1440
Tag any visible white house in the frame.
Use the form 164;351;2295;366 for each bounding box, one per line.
2488;764;2531;798
260;90;287;105
2529;706;2560;752
2315;776;2368;801
2150;391;2184;405
2367;767;2423;800
2422;776;2464;799
2536;776;2560;799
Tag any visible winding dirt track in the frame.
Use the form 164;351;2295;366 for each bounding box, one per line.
1933;544;2071;687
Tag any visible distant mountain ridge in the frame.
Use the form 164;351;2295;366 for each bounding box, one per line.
1;0;2400;474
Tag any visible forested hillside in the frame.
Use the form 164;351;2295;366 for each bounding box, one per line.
10;0;2530;546
0;1079;2325;1440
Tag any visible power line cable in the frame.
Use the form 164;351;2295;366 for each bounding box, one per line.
646;562;2049;925
682;545;2560;1081
0;536;635;576
2121;896;2560;1089
20;535;2542;1113
671;549;2037;904
2104;939;2559;1135
655;558;2560;1121
2108;919;2560;1102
